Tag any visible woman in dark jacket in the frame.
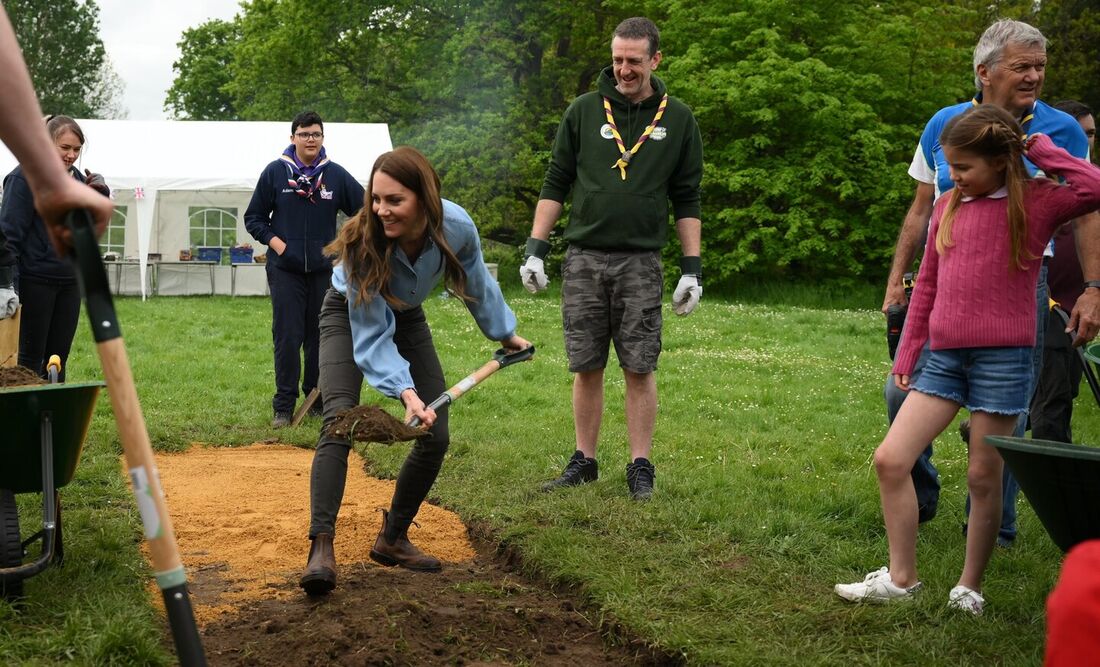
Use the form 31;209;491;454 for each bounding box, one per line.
0;115;109;379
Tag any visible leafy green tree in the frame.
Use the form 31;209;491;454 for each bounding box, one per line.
91;55;128;119
166;0;1099;285
1034;0;1100;114
224;0;457;123
165;19;240;120
648;0;985;282
7;0;115;118
400;0;616;245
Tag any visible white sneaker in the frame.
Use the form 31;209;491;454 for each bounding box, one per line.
835;567;922;603
948;585;985;615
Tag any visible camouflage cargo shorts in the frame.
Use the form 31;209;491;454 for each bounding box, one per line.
561;246;663;373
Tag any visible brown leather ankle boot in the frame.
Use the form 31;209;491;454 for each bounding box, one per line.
298;533;337;595
369;510;442;572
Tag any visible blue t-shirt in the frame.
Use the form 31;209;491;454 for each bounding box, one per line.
909;98;1090;198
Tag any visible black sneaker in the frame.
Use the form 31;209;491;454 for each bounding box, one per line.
541;451;597;491
626;458;655;500
272;412;292;428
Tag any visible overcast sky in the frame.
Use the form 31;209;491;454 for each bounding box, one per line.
96;0;244;120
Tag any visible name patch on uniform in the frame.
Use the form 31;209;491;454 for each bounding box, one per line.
650;127;667;141
320;186;333;200
600;123;615;140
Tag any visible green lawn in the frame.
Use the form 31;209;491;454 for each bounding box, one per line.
2;283;1094;665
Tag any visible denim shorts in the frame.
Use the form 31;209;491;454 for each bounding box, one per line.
911;346;1033;415
561;246;663;373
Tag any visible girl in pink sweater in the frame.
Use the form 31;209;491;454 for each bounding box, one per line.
836;104;1100;614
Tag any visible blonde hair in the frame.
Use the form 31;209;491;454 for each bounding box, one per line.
935;105;1032;269
325;146;470;308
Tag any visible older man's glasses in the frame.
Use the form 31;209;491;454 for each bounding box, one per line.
295;131;323;140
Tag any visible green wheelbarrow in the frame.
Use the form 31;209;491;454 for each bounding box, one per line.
0;375;103;599
988;435;1100;552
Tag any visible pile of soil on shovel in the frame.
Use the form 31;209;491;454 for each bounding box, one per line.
326;404;428;444
0;366;45;387
155;444;667;666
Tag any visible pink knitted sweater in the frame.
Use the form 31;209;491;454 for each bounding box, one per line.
893;134;1100;377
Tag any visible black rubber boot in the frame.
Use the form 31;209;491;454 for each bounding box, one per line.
299;533;337;596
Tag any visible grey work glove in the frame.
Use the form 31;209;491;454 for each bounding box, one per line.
520;237;551;294
0;267;17;320
83;169;110;197
520;256;548;293
672;275;701;316
672;256;702;316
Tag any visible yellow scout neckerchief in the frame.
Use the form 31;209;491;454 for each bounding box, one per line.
603;93;668;180
970;95;1034;139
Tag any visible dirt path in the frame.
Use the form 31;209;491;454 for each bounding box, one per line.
154;444;669;666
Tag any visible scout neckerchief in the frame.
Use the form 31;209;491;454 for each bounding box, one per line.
280;145;330;203
970;93;1035;138
604;93;668;180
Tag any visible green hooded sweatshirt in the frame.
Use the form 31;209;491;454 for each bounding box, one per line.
539;66;703;251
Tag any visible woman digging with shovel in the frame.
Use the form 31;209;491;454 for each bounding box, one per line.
299;146;530;595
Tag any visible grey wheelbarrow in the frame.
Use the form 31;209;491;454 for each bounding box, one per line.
0;357;103;599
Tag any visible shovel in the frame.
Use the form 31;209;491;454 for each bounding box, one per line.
67;210;206;666
327;345;535;443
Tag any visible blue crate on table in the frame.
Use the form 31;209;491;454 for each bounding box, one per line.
230;247;253;264
196;246;222;263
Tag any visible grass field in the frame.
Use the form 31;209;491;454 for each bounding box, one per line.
1;282;1095;665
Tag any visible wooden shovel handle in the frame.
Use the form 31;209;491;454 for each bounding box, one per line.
68;210;207;666
408;345;535;427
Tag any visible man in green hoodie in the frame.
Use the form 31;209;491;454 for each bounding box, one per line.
522;16;703;501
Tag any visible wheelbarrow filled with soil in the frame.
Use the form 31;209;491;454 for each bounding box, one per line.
0;365;104;599
987;435;1100;552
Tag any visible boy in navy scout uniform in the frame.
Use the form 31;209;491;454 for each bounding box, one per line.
245;111;365;428
521;17;704;500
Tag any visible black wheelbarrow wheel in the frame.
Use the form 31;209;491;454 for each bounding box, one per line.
0;489;23;599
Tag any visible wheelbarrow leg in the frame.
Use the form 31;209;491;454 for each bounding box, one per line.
39;411;58;565
53;492;63;566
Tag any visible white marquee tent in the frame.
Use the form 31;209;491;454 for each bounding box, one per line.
0;120;392;298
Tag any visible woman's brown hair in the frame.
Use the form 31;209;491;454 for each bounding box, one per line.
935;105;1032;269
45;115;85;145
325;146;470;308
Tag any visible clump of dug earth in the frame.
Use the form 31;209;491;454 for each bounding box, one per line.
0;366;46;387
325;404;427;444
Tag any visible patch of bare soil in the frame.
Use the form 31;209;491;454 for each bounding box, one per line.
154;444;673;666
0;366;45;387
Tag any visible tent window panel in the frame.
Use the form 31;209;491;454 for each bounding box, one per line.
188;206;239;264
100;206;126;256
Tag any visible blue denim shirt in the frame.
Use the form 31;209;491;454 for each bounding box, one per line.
333;199;516;398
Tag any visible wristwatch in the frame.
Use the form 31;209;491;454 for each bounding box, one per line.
1085;280;1100;290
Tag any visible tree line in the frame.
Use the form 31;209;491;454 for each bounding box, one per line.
18;1;1100;287
9;0;125;119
